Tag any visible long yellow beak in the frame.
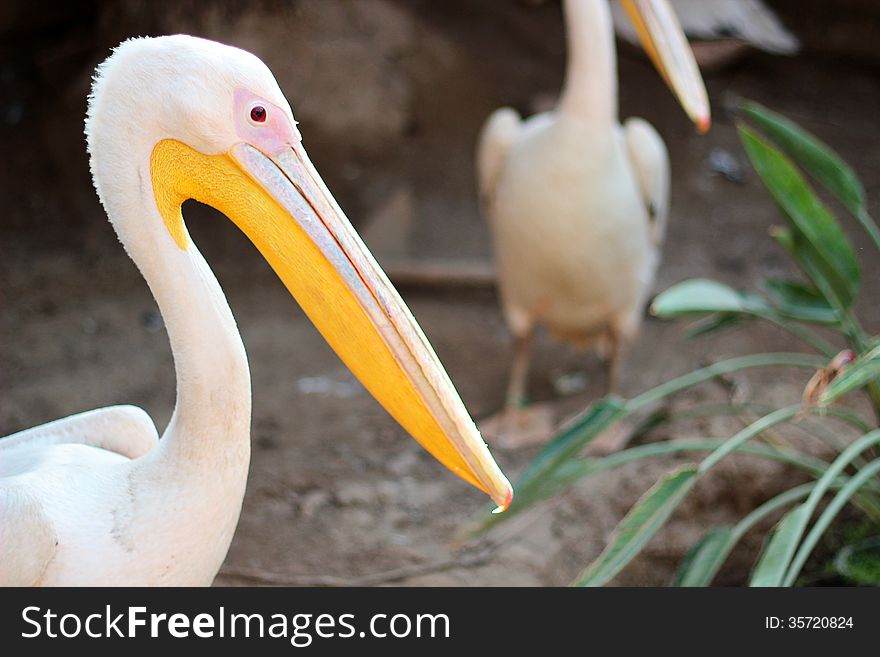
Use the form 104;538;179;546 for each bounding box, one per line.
620;0;711;132
151;138;513;511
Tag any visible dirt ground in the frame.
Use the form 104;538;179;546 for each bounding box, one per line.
1;1;879;586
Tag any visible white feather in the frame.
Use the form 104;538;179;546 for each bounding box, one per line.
2;35;297;586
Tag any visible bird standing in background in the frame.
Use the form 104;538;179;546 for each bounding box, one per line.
477;0;709;447
0;35;511;586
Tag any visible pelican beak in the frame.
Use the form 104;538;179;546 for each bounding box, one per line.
620;0;711;132
150;138;512;511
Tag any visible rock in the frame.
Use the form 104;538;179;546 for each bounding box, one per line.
386;449;420;477
294;375;363;399
335;481;378;507
707;148;746;184
141;310;163;333
299;490;332;519
397;479;446;509
376;480;403;505
552;370;590;396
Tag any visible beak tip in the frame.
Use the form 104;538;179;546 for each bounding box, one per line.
696;114;711;135
491;484;514;514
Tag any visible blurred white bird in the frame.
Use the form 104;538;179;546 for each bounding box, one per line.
478;0;708;447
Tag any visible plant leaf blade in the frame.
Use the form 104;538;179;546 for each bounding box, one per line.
738;124;860;310
740;100;867;218
673;526;734;587
750;506;809;587
652;279;768;317
834;537;880;585
573;466;697;587
762;278;838;325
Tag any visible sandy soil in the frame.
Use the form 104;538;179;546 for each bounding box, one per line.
1;1;878;586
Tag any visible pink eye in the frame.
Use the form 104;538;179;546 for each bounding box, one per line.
250;105;267;123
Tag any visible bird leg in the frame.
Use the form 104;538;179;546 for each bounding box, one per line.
506;330;534;410
587;331;631;455
480;329;555;449
606;330;623;396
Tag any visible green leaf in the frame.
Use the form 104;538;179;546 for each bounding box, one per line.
651;279;837;355
460;436;830;540
740;101;868;219
685;313;749;339
772;230;854;318
820;348;880;406
752;430;880;586
738;124;860;310
834;537;880;585
557;439;830;485
627;353;824;411
652;279;769;317
464;354;826;538
573;466;697;587
652;279;838;354
517;396;627;489
699;406;801;473
750;506;810;587
673;527;734;587
762;279;838;325
460;397;627;538
770;225;795;252
682;484;816;587
784;459;880;585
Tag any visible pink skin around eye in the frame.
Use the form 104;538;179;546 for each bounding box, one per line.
233;89;300;157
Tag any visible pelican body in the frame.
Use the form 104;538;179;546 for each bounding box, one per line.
478;0;709;444
0;35;511;586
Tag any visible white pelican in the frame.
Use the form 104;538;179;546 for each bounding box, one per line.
0;35;511;586
477;0;709;447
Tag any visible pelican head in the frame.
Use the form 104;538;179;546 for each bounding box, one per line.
85;35;512;510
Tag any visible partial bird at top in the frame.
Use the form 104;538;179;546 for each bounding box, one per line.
525;0;799;70
611;0;800;55
612;0;799;69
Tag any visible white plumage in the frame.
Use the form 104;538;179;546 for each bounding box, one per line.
2;34;511;586
478;0;702;446
1;37;275;586
481;114;664;347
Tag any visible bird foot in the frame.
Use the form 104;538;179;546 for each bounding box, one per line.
479;404;556;449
